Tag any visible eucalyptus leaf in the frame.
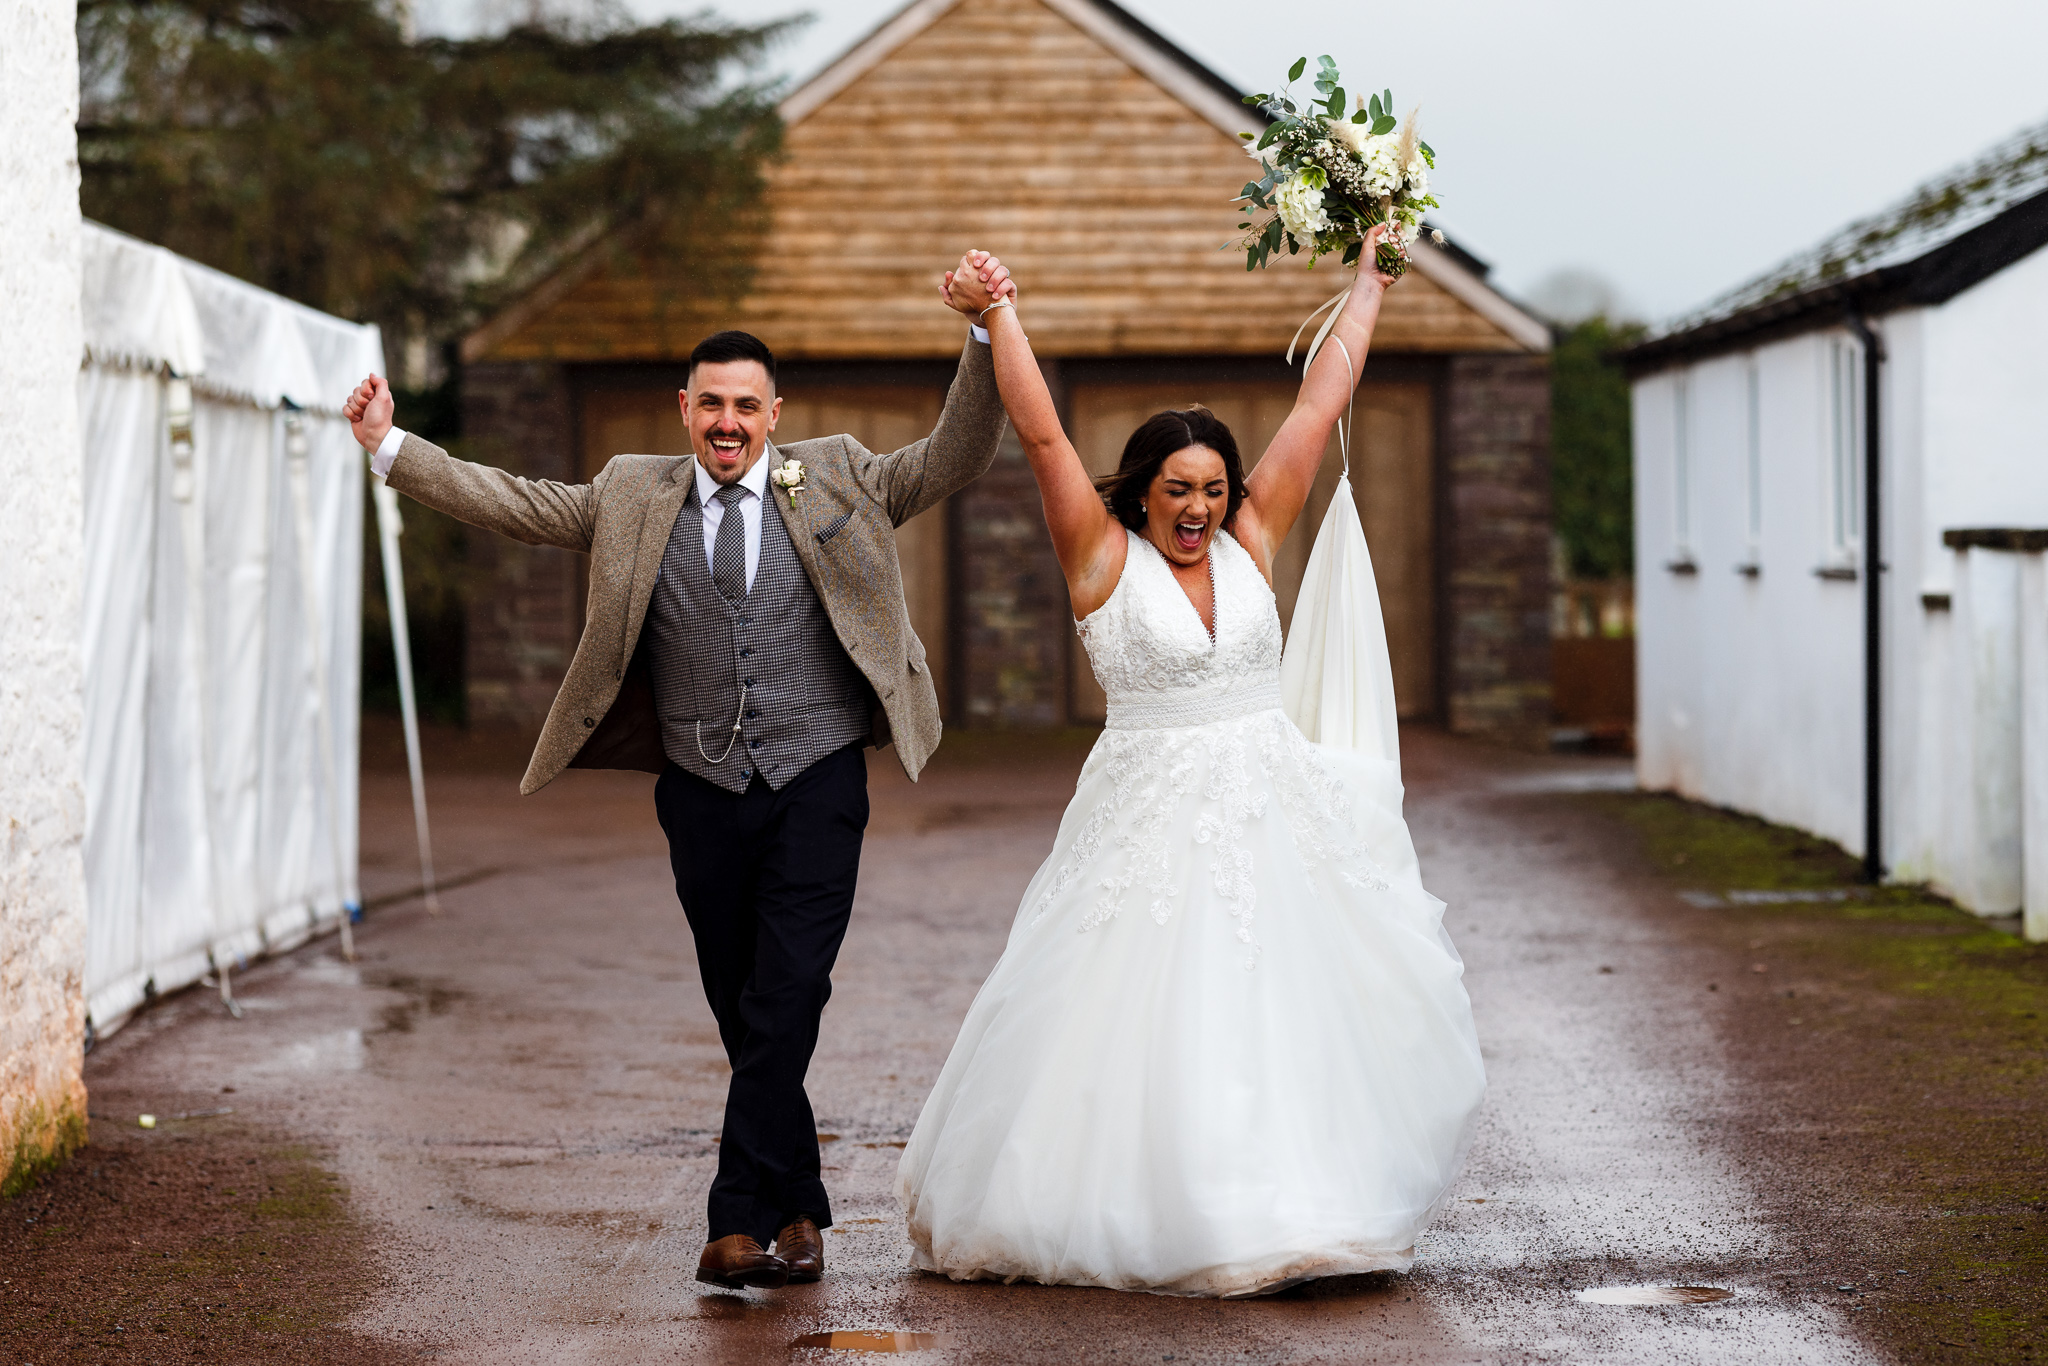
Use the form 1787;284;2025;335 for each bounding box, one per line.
1383;87;1392;109
1288;56;1306;80
1352;108;1370;123
1319;54;1336;69
1419;141;1434;158
1368;93;1382;121
1372;115;1396;136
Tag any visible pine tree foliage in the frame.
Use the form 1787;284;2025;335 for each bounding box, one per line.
1550;316;1644;580
77;0;792;340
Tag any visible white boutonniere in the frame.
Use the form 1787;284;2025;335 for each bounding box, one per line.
770;457;806;509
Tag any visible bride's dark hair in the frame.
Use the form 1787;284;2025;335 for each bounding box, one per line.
1094;406;1248;531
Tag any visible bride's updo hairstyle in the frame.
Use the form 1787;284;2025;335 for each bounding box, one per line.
1094;406;1248;531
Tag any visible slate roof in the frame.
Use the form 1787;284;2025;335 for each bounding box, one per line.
1624;115;2048;372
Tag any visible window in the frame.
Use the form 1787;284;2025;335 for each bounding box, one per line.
1673;372;1693;560
1827;336;1862;563
1742;357;1762;571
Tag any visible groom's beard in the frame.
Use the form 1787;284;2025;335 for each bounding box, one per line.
700;428;759;483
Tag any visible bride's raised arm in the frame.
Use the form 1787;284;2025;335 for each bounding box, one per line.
1234;223;1399;578
941;252;1126;618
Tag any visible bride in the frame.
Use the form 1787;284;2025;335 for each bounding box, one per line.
900;230;1485;1298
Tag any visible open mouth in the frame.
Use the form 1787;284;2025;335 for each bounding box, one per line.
1174;520;1207;553
708;432;746;464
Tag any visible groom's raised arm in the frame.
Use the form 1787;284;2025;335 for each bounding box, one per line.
853;252;1016;526
346;375;600;553
860;334;1006;527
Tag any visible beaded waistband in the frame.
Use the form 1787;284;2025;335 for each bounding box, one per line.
1104;682;1283;731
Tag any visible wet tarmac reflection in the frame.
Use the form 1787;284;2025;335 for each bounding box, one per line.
1576;1285;1735;1306
791;1330;947;1352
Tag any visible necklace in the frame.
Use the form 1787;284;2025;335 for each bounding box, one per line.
1203;550;1216;642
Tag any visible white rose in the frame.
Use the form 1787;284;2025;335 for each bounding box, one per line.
1273;177;1331;251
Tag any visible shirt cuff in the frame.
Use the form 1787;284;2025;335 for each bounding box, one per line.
370;427;407;479
968;323;991;345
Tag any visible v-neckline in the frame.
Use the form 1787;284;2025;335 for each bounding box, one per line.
1139;531;1219;649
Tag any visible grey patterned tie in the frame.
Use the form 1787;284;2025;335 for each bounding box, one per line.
711;482;750;601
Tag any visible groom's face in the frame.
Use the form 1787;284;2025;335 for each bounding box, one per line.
681;360;781;484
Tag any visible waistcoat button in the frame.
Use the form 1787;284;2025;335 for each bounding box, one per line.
582;716;595;727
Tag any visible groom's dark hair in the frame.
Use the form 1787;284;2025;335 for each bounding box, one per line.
688;330;777;390
1096;406;1248;531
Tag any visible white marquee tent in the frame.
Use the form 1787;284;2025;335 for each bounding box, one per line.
79;222;398;1036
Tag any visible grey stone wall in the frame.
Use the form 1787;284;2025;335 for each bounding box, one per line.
1442;353;1554;749
951;427;1072;728
458;361;583;729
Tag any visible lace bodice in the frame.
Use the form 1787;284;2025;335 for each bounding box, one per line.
1077;530;1283;730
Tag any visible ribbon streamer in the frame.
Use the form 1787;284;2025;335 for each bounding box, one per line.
1285;285;1353;373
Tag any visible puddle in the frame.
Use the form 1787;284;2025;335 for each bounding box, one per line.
258;1028;365;1074
1577;1285;1734;1306
1682;888;1866;908
1493;768;1635;794
792;1330;945;1353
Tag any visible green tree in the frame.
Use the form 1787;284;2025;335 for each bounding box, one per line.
77;0;792;345
1550;315;1644;580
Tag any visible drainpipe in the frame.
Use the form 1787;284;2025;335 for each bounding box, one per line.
1846;309;1885;882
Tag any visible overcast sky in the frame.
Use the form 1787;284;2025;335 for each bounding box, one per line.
427;0;2048;323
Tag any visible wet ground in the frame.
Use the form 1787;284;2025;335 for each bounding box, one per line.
22;725;1930;1363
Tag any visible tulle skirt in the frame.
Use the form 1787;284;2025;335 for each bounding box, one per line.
898;707;1485;1297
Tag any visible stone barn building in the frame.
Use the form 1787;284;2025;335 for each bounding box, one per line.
454;0;1554;745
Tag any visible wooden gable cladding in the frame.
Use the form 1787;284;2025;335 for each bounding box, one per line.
468;0;1542;364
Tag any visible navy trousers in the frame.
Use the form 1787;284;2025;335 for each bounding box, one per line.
653;744;868;1247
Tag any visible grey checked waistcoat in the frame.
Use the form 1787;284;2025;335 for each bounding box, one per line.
647;477;873;794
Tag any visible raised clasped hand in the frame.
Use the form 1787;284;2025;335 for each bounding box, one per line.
343;373;395;452
1358;222;1400;293
938;249;1017;317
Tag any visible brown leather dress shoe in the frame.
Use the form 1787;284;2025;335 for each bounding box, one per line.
774;1217;825;1283
695;1234;789;1290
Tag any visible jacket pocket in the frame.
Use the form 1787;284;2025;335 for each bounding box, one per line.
814;510;854;544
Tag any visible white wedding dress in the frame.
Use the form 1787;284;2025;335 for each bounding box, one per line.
898;525;1485;1298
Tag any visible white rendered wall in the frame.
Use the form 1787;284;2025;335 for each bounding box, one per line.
0;0;88;1189
1638;246;2048;907
1634;332;1869;856
1905;250;2048;907
1920;246;2048;537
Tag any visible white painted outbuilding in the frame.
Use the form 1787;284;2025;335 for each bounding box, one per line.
1625;121;2048;936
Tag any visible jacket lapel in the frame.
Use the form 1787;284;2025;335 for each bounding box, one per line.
619;455;694;674
769;440;828;596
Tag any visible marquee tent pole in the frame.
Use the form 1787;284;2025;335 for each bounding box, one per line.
372;474;441;914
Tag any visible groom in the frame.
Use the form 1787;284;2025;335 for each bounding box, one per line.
343;251;1015;1290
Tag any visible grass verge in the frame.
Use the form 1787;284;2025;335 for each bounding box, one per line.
1590;792;2046;1363
0;1114;418;1363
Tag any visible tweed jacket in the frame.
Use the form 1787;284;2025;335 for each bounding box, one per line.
385;337;1006;795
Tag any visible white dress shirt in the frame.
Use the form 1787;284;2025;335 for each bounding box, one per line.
694;447;773;595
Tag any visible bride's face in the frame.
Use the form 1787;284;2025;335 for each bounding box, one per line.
1144;446;1230;566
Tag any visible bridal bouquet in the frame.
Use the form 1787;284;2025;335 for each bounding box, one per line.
1235;56;1443;278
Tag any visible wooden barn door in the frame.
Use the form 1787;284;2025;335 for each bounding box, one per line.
578;384;954;714
1066;381;1435;721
